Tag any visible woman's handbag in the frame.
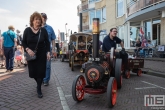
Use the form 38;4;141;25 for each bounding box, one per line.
25;30;41;61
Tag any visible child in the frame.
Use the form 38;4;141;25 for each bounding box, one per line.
15;45;23;67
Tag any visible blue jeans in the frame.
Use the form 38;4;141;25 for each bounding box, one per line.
43;60;51;83
4;47;14;70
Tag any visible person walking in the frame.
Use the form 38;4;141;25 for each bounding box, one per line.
22;12;50;98
1;25;17;72
41;13;56;86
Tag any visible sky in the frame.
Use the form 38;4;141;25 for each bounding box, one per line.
0;0;80;38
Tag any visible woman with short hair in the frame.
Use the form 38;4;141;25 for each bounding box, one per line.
22;12;50;98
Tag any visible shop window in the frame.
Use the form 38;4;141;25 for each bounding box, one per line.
144;20;152;40
130;27;140;47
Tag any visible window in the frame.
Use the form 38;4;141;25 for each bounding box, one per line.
89;0;100;4
89;7;106;24
153;18;161;24
90;10;95;25
117;0;124;17
130;27;140;47
102;7;106;22
96;9;102;22
117;26;124;47
144;20;152;40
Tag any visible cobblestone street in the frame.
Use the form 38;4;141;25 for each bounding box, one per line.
0;60;165;110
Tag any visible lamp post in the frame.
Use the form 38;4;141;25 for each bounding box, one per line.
65;23;67;41
68;29;70;37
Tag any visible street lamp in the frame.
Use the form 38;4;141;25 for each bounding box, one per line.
68;29;70;37
65;23;67;41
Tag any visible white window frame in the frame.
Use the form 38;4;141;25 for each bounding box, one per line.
116;0;125;18
102;6;106;23
96;9;102;23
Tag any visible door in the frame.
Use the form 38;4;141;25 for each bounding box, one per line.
152;23;160;45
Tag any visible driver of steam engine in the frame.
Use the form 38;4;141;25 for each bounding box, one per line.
102;28;128;70
78;36;85;49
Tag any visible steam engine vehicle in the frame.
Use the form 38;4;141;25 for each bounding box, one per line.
122;57;144;79
69;32;92;71
72;18;122;108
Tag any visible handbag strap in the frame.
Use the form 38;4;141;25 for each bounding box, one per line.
34;29;41;51
7;31;14;43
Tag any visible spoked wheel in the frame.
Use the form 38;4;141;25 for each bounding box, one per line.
71;56;74;71
125;70;130;79
72;75;86;102
114;59;122;89
107;77;117;108
137;69;142;76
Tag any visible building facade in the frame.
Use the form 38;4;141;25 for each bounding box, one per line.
77;0;165;49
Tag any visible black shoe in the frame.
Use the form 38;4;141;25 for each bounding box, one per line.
38;93;43;98
10;69;13;72
37;88;43;98
43;82;49;86
24;64;27;67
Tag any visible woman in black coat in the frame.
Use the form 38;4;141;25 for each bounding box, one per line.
22;12;50;98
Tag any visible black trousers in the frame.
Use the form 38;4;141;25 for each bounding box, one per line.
115;51;128;70
34;78;43;94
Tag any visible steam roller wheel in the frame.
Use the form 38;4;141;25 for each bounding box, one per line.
137;69;142;76
61;55;64;62
107;77;117;108
125;70;130;79
71;56;74;71
114;59;122;89
72;75;86;102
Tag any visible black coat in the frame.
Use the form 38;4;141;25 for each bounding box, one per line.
22;27;50;78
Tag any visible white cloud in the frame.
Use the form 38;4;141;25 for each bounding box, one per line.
0;8;11;13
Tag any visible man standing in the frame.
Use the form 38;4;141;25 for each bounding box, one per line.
1;25;17;72
102;28;128;69
16;29;23;46
41;13;56;86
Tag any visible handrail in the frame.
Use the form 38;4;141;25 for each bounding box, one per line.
127;0;165;16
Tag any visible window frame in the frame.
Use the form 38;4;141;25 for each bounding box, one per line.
102;6;106;23
116;0;124;18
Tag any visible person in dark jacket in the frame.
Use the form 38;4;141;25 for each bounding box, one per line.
102;28;128;69
22;12;50;98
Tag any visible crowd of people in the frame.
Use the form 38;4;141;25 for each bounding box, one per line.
0;12;56;98
134;39;154;57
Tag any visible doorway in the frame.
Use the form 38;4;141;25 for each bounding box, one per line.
152;23;160;45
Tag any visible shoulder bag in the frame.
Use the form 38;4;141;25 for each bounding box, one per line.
25;29;41;61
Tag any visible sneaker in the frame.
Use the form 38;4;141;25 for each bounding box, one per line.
6;70;10;72
43;82;49;86
10;69;13;72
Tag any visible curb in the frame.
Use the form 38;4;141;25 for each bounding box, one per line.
142;69;165;78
